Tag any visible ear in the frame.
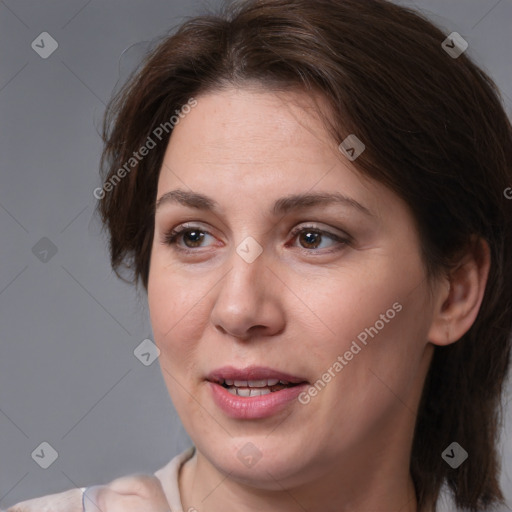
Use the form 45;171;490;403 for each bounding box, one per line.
427;237;491;346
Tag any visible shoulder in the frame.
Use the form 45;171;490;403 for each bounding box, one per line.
5;447;196;512
5;487;83;512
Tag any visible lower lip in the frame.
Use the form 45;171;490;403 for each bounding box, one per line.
208;381;308;419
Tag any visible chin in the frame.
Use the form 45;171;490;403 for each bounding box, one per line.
197;434;316;488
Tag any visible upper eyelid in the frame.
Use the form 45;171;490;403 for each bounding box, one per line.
168;222;344;235
290;224;348;237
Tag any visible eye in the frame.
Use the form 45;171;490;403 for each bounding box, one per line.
162;224;217;251
288;225;350;252
161;223;350;254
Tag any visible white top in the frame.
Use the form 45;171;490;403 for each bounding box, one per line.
154;445;196;512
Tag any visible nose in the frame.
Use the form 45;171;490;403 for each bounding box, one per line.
210;247;285;340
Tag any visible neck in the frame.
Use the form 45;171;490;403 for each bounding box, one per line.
179;434;420;512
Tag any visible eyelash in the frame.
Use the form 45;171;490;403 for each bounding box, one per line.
288;225;351;249
162;224;351;255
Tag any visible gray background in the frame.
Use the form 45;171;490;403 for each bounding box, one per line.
0;0;511;510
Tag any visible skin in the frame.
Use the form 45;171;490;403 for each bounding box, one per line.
148;86;490;512
8;87;489;512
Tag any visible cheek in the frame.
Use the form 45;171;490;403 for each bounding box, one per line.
299;265;432;451
316;264;431;407
147;258;210;362
309;254;430;382
147;264;211;417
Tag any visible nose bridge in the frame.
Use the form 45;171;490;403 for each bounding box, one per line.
210;239;283;338
221;240;267;311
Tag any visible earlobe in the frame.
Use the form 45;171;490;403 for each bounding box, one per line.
427;237;491;347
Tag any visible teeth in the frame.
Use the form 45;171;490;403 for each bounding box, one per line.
248;379;280;387
226;387;272;397
246;379;267;387
218;377;297;398
227;378;284;387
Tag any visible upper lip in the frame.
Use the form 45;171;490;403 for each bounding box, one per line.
206;365;308;384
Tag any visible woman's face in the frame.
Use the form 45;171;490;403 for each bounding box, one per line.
148;87;438;488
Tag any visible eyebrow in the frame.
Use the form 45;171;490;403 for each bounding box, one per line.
155;189;374;217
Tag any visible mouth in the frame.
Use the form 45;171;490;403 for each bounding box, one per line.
215;378;303;397
206;365;308;392
205;366;309;418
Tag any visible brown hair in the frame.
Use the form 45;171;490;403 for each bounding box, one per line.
97;0;512;510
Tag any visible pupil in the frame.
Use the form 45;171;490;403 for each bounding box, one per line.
300;231;320;248
184;230;204;247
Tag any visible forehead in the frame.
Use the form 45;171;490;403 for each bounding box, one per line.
156;87;392;222
166;88;336;165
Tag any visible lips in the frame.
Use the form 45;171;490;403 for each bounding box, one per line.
206;366;306;406
206;366;309;418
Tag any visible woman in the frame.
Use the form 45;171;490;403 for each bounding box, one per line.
8;0;512;511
